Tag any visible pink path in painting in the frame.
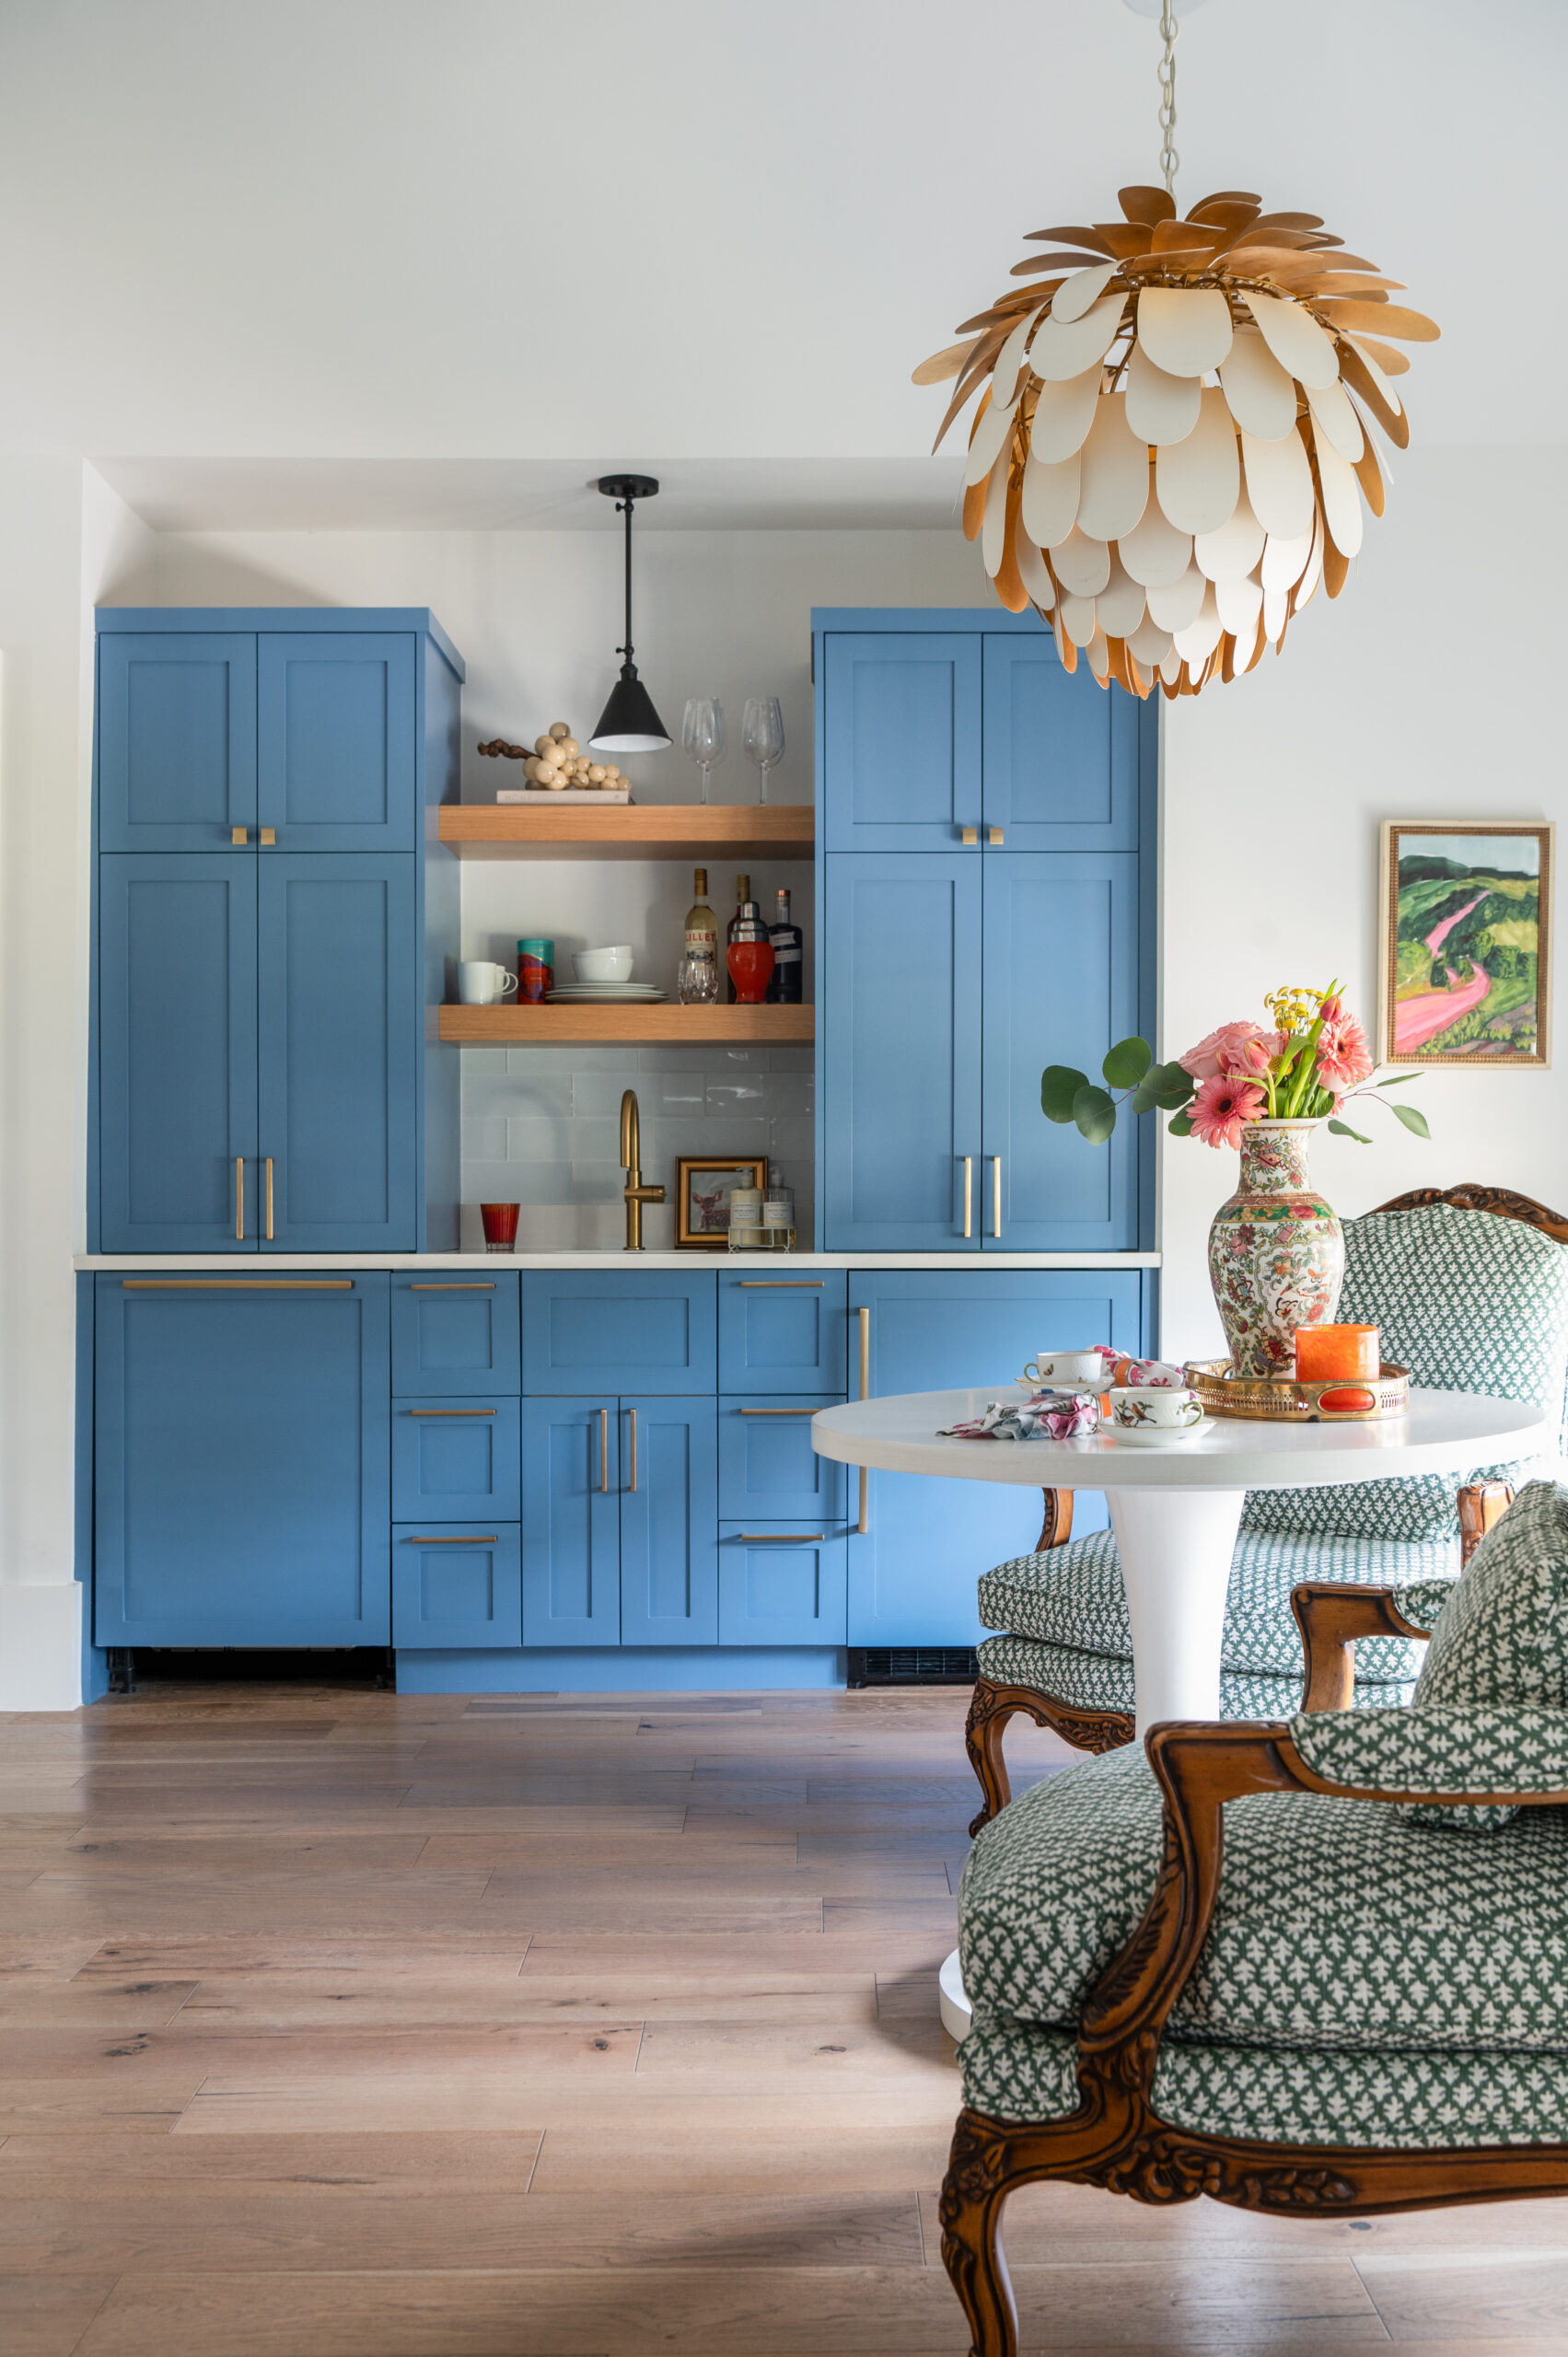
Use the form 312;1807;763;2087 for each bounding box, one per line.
1395;964;1492;1053
1423;890;1489;956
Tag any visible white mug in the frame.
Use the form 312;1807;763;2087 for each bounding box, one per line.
1023;1348;1106;1387
459;961;519;1005
1109;1386;1202;1430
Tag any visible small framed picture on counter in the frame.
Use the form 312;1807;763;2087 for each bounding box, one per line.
676;1156;768;1249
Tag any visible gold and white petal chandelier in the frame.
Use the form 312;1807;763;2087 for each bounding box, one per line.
915;17;1437;698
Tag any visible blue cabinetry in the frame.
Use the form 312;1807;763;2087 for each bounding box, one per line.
719;1396;846;1522
719;1527;847;1646
981;634;1142;851
259;633;417;852
392;1275;520;1396
521;1270;715;1395
98;633;258;853
393;1399;520;1522
717;1271;846;1392
618;1398;719;1646
93;1274;390;1647
822;632;982;853
520;1397;621;1646
393;1526;521;1649
520;1396;717;1648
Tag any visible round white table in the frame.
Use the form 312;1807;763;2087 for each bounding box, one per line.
813;1384;1553;2038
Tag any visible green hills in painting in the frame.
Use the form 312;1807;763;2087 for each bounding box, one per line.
1393;853;1540;1059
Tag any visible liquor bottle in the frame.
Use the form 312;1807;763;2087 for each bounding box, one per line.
765;887;803;1004
726;874;750;1004
726;890;774;1004
683;868;718;966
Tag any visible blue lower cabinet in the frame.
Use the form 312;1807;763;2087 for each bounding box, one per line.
391;1275;520;1396
719;1525;847;1645
521;1396;621;1646
392;1398;520;1522
522;1270;716;1395
719;1395;846;1521
94;1273;390;1647
717;1271;848;1392
393;1524;521;1648
619;1397;719;1646
843;1270;1144;1646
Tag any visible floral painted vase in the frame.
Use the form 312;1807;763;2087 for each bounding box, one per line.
1207;1120;1344;1378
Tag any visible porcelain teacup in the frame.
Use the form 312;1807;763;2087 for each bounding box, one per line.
1109;1385;1202;1431
1021;1347;1106;1387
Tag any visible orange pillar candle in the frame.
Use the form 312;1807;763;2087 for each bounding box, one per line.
1295;1324;1380;1380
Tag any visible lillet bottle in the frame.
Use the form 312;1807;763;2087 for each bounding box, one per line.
766;887;802;1004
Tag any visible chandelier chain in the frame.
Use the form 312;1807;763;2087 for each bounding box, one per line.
1156;3;1179;196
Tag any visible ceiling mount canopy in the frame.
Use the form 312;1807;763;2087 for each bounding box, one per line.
914;7;1437;700
589;473;671;752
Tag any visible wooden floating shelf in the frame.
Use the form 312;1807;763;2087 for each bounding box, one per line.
439;803;814;862
439;1004;814;1046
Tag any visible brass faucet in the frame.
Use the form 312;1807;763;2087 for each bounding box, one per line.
620;1088;666;1251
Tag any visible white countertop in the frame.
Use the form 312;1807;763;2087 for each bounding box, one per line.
75;1250;1162;1272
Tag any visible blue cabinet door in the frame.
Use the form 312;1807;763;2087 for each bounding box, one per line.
257;854;417;1250
392;1399;520;1522
842;1271;1144;1645
94;1274;389;1646
521;1271;716;1396
393;1524;521;1649
98;633;257;852
981;635;1144;852
717;1271;847;1392
981;853;1142;1250
520;1397;621;1647
99;856;259;1252
619;1397;719;1646
719;1397;847;1522
258;634;417;852
822;633;982;852
718;1527;848;1646
391;1276;520;1396
821;854;982;1251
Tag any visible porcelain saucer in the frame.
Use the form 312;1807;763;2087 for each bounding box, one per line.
1109;1415;1208;1446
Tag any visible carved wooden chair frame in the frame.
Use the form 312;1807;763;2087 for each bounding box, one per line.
966;1184;1568;1836
942;1576;1568;2357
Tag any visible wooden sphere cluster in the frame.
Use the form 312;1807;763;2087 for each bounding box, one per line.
914;186;1438;699
522;723;624;790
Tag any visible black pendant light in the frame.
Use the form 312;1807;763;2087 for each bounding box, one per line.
589;473;671;752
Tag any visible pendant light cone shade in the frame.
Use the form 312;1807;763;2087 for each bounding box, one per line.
589;473;671;751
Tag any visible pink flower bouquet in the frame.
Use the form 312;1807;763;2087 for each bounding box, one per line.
1042;981;1428;1149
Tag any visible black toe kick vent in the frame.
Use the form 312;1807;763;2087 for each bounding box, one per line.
847;1646;980;1688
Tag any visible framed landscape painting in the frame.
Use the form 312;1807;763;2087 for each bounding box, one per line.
1380;820;1552;1068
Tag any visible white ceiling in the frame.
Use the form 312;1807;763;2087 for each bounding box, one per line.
5;0;1563;530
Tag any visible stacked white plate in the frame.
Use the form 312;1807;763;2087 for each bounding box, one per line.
547;982;668;1004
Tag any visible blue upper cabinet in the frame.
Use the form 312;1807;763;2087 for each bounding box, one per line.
98;633;258;853
821;853;982;1251
822;632;982;853
981;853;1141;1250
257;854;418;1251
259;634;417;852
981;635;1145;851
99;856;259;1253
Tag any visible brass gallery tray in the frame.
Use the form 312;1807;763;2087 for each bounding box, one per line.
1185;1359;1411;1423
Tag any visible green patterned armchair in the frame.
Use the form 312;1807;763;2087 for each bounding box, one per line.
942;1479;1568;2357
967;1186;1568;1831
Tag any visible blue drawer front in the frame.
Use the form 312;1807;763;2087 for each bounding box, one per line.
719;1396;847;1521
717;1272;847;1392
392;1398;520;1522
719;1526;848;1645
520;1396;621;1647
393;1523;521;1648
391;1275;520;1395
522;1271;715;1395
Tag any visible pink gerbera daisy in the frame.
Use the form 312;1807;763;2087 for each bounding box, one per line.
1189;1073;1266;1149
1317;1006;1374;1091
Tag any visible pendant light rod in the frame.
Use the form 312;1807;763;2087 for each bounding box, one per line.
590;472;670;753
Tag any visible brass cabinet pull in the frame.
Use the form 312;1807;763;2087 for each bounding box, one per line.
409;1407;496;1418
988;826;1004;846
409;1283;496;1292
856;1306;871;1537
231;826;249;846
737;1280;825;1288
962;1155;972;1240
961;826;978;846
626;1406;637;1493
598;1407;609;1494
259;827;276;846
264;1158;274;1241
738;1532;826;1543
738;1407;816;1417
405;1534;497;1544
992;1154;1002;1240
122;1279;353;1290
235;1155;245;1242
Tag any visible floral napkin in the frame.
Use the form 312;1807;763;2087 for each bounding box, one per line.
939;1390;1100;1442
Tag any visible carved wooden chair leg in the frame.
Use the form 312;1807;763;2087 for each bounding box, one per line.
938;2117;1020;2357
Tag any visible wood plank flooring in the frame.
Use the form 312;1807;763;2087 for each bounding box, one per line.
1;1675;1566;2353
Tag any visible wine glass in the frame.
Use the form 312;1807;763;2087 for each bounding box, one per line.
742;696;784;806
681;697;726;807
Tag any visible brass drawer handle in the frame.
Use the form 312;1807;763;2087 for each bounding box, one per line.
122;1279;353;1290
408;1408;497;1418
738;1407;817;1417
992;1154;1002;1240
737;1280;825;1288
236;1155;245;1242
231;826;250;845
856;1306;871;1537
627;1406;637;1493
737;1533;826;1543
409;1283;496;1291
405;1534;498;1544
598;1407;609;1493
259;827;276;846
265;1156;274;1241
962;1155;972;1240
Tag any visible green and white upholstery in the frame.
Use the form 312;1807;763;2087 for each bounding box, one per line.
959;1484;1568;2150
979;1203;1568;1726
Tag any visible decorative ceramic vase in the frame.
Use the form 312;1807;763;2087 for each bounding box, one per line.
1207;1120;1344;1378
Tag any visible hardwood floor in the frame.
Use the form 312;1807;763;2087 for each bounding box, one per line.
2;1675;1567;2353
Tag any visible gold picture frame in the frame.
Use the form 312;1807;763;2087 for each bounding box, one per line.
675;1155;768;1249
1379;820;1552;1070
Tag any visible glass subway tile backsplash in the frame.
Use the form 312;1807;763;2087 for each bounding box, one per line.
459;1044;814;1252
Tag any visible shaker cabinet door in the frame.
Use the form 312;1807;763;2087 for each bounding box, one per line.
520;1398;621;1648
822;633;982;853
980;634;1144;852
98;633;258;852
98;855;259;1253
258;633;417;851
617;1397;719;1647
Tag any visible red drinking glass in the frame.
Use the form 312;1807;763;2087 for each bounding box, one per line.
480;1202;520;1253
726;941;775;1004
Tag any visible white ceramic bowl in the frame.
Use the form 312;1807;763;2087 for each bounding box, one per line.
574;945;634;983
